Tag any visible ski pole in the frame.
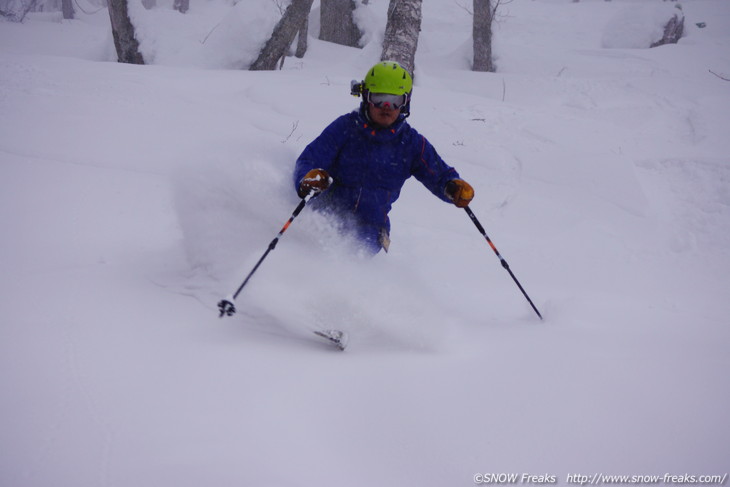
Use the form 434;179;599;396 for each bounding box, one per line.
464;206;543;320
218;194;312;318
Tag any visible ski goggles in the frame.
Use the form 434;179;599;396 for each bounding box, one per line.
367;92;407;110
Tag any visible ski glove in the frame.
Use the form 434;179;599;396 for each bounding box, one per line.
298;168;332;198
445;179;475;208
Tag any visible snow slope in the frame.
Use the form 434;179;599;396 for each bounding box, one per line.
1;1;729;485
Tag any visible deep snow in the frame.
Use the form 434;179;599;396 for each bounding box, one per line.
1;1;729;486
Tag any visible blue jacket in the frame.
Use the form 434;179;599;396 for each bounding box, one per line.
294;110;460;252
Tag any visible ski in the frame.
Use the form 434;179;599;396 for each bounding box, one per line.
313;330;348;351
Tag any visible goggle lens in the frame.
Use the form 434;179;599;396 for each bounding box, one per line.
368;92;406;110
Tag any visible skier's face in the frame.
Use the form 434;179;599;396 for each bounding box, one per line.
368;103;400;127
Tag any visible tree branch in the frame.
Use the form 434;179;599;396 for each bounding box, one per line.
709;69;730;82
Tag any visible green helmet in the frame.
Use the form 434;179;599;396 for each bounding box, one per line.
363;61;413;95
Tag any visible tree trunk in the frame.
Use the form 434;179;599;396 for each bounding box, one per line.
108;0;145;64
249;0;314;70
473;0;494;72
173;0;189;14
61;0;74;19
295;16;309;58
319;0;361;47
380;0;422;75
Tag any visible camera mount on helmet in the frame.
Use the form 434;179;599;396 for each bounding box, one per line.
350;80;364;98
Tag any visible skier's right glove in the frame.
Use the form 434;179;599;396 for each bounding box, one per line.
298;168;332;198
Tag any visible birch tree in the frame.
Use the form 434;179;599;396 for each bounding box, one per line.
473;0;494;72
10;0;39;22
108;0;145;64
61;0;74;19
380;0;422;75
295;15;309;58
249;0;314;70
173;0;189;14
319;0;361;47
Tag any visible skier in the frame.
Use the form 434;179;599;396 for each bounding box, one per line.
294;61;475;254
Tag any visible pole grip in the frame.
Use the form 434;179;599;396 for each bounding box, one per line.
465;206;486;235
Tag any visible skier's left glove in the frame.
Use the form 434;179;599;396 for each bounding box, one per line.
445;179;474;208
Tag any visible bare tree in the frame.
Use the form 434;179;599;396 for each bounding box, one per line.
61;0;74;19
380;0;422;75
320;0;361;47
173;0;189;14
250;0;314;70
17;0;39;22
108;0;144;64
295;15;309;58
473;0;494;72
